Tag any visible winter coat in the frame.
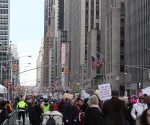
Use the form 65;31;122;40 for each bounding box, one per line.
63;104;79;125
131;102;148;120
42;111;63;125
28;105;43;125
85;105;102;125
102;97;129;125
0;108;10;125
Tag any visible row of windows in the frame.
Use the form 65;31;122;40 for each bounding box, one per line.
0;25;8;30
0;4;8;8
0;20;8;24
0;36;8;40
0;31;8;35
0;9;8;14
0;15;8;19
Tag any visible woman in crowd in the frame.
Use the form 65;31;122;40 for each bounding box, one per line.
140;108;150;125
85;95;102;125
28;101;43;125
131;96;148;125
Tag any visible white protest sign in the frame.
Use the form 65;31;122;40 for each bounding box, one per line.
142;87;150;96
83;92;90;99
81;90;86;99
98;83;112;101
81;90;90;99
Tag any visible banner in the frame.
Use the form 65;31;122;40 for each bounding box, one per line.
142;87;150;96
98;83;112;101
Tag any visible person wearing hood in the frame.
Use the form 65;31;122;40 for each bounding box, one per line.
131;96;148;124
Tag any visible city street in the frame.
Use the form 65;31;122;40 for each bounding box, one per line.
1;0;150;125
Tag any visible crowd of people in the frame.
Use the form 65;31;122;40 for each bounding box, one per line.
0;90;150;125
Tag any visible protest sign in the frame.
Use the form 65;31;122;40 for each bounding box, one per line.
63;93;74;99
142;87;150;96
98;83;112;101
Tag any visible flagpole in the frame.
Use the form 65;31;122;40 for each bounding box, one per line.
96;51;105;58
0;64;2;84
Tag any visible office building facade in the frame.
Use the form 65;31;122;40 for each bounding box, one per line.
43;0;55;91
101;0;125;91
125;0;150;94
0;0;10;85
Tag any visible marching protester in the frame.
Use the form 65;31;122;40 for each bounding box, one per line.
131;96;148;125
102;90;129;125
0;101;10;125
85;95;102;125
64;99;79;125
43;103;63;125
28;101;43;125
17;98;28;125
5;100;13;114
42;99;50;113
140;108;150;125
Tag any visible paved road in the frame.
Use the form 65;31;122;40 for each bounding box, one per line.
15;117;30;125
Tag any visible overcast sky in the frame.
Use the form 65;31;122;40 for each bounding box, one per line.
10;0;44;86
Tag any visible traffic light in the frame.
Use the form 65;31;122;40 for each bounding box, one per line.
12;64;17;72
138;82;143;89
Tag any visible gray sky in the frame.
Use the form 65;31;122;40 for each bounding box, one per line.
10;0;44;86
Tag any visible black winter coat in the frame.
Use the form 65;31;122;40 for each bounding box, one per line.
28;105;43;125
85;106;102;125
102;97;129;125
63;104;79;125
0;108;9;125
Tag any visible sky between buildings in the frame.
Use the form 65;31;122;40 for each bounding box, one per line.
10;0;44;86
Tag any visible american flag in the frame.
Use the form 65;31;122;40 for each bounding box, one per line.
96;52;104;68
92;56;97;70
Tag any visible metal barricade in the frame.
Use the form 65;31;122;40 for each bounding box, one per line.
2;111;17;125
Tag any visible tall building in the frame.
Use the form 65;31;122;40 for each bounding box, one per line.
86;0;102;89
36;40;44;92
43;0;55;91
101;0;125;91
64;0;101;89
64;0;87;88
0;0;10;85
125;0;150;94
58;0;64;30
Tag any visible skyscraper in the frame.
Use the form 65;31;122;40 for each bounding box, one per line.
43;0;55;91
101;0;125;91
64;0;101;88
125;0;150;94
0;0;10;85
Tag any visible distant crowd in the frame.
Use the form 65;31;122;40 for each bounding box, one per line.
0;90;150;125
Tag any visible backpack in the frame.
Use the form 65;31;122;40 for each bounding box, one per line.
46;116;56;125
